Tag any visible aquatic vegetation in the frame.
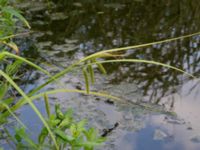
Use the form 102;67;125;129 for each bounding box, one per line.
0;0;199;150
0;0;30;53
0;33;197;149
12;103;105;150
0;1;107;149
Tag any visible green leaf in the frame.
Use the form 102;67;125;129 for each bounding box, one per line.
70;124;76;136
78;141;102;147
1;103;26;128
15;132;22;143
0;52;5;61
49;119;60;127
2;7;31;29
54;129;74;142
64;108;73;118
84;128;105;142
0;83;8;100
0;70;59;150
55;104;64;119
58;117;71;128
5;59;23;76
38;127;48;145
0;0;8;7
77;120;87;131
15;128;38;149
84;128;97;141
2;41;19;54
3;52;51;76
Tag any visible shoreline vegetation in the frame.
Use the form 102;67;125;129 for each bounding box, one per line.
0;0;199;149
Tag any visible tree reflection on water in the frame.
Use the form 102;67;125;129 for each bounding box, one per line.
23;0;200;103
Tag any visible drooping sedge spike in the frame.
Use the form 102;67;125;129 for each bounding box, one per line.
87;63;95;85
82;68;90;94
44;93;51;118
91;59;107;75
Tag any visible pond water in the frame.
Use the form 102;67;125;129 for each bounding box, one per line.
3;0;200;149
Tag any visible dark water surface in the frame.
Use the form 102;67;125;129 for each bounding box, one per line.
6;0;200;149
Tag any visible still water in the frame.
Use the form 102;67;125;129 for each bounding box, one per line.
7;0;200;149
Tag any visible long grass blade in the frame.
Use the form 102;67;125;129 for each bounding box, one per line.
92;59;196;78
3;89;120;115
0;32;32;41
2;7;31;28
2;52;51;76
0;102;27;129
15;128;38;149
22;89;175;115
25;32;200;96
27;89;121;105
0;41;19;54
83;31;200;60
0;70;59;150
2;51;66;91
0;53;5;60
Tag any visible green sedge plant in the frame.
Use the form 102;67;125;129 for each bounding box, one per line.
0;33;198;149
0;0;199;149
12;101;105;150
0;1;105;149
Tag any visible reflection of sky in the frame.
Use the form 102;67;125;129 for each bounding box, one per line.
118;124;184;150
12;1;200;149
175;79;200;130
118;79;200;150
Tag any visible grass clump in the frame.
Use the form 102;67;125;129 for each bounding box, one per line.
0;1;199;150
12;103;105;150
